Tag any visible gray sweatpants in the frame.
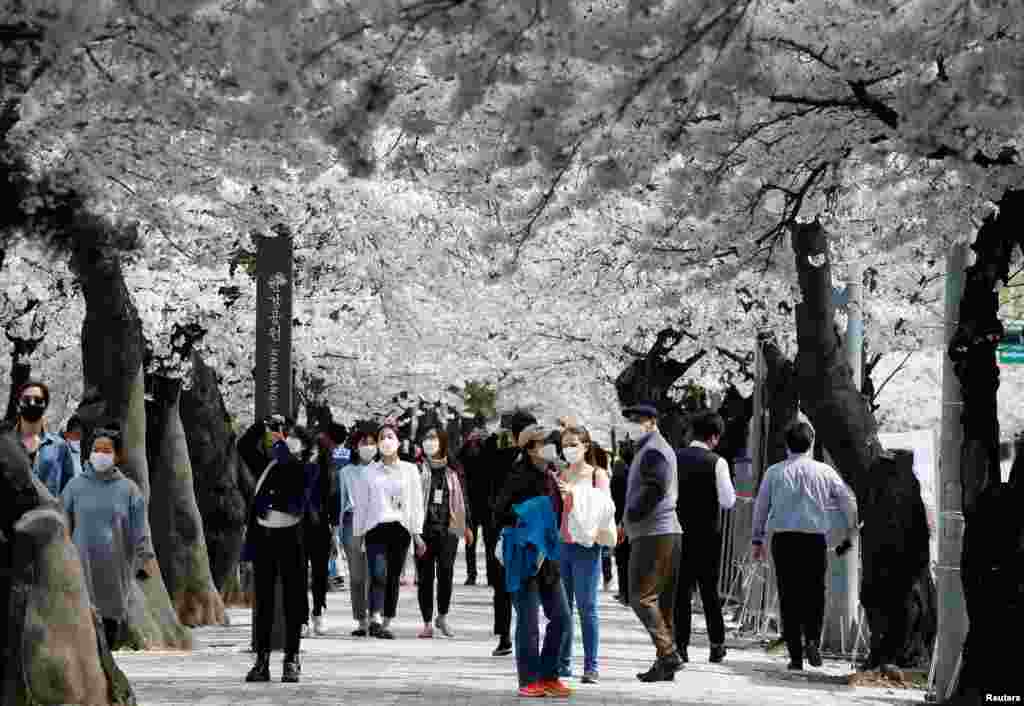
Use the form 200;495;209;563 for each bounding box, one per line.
342;514;369;623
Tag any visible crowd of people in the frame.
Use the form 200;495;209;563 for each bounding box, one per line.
10;376;859;698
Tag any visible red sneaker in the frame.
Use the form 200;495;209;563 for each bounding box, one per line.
541;678;573;697
518;682;547;697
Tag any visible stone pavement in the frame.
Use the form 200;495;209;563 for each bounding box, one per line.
116;561;928;706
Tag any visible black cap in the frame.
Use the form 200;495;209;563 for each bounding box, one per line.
622;401;659;420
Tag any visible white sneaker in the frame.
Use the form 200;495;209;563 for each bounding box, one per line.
301;623;310;638
434;615;454;637
313;615;326;635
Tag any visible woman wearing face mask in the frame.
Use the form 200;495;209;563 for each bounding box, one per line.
61;425;153;650
238;415;309;684
14;381;76;498
556;426;617;684
415;427;473;638
338;426;377;636
351;423;425;639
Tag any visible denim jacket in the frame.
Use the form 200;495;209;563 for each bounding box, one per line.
32;431;77;498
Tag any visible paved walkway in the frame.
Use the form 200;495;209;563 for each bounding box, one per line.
116;561;927;706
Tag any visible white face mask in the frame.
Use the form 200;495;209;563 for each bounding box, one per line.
541;444;559;463
358;445;377;462
422;439;440;457
286;437;303;456
563;446;585;465
90;452;115;472
380;438;400;457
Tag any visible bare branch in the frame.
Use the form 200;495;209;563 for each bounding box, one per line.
871;351;913;402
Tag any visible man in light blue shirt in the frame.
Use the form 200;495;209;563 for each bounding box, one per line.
751;419;858;671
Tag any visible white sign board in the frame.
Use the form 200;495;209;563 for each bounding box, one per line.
878;430;939;566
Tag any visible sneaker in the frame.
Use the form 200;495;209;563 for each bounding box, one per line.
517;682;546;697
581;671;599;684
351;627;368;637
418;624;434;638
312;615;326;636
368;622;383;638
434;615;454;637
300;623;310;638
542;678;573;697
805;643;822;667
709;644;726;664
787;660;804;671
492;638;513;656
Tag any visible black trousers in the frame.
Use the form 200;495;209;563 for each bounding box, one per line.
304;517;331;617
416;531;460;622
102;618;120;650
771;532;827;664
486;522;511;638
253;523;307;655
675;531;725;648
614;538;631;602
365;521;411;619
602;548;613;584
465;499;488;581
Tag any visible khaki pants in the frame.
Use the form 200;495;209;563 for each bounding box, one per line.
628;534;682;658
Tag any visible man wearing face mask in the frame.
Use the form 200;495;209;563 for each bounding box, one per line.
13;381;76;498
621;402;685;683
63;416;85;478
238;414;309;684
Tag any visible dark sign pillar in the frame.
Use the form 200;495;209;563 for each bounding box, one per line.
255;226;294;421
251;225;293;652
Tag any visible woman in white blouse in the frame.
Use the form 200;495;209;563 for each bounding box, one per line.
351;423;425;639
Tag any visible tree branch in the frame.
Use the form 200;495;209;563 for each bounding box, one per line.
871;351;913;403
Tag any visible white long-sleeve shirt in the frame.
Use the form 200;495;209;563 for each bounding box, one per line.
351;459;425;539
690;441;737;509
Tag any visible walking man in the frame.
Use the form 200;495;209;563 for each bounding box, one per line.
621;401;685;682
751;418;858;671
675;411;735;664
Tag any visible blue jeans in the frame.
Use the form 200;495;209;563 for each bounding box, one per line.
513;575;569;687
559;543;602;675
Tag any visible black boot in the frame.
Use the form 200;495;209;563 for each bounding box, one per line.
709;644;727;664
245;651;270;682
637;652;683;682
805;642;822;667
492;635;513;656
282;652;301;683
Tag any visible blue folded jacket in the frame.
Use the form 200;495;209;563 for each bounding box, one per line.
502;496;561;594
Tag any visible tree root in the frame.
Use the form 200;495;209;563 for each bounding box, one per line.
172;590;226;627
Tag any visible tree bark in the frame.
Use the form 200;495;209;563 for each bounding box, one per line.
4;361;31;424
946;189;1024;700
146;375;225;628
73;247;190;650
1;433;135;706
759;338;800;473
615;330;706;447
790;221;936;669
180;352;251;594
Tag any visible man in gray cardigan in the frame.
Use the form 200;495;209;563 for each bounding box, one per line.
622;402;685;682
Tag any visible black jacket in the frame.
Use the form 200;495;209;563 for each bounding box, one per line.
493;454;564;585
239;421;307;561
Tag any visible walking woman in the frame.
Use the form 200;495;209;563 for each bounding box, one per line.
416;427;473;638
61;425;152;650
557;425;617;683
339;425;376;636
239;415;309;684
351;423;424;639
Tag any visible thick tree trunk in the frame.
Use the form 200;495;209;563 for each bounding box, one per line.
4;360;31;424
791;221;936;669
615;330;706;447
180;352;251;594
760;338;800;473
1;433;135;706
146;375;225;628
73;248;190;650
947;189;1024;701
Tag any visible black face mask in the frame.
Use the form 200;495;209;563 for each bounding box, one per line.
20;402;46;423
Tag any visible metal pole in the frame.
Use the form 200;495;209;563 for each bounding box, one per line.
929;242;969;701
823;264;863;654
